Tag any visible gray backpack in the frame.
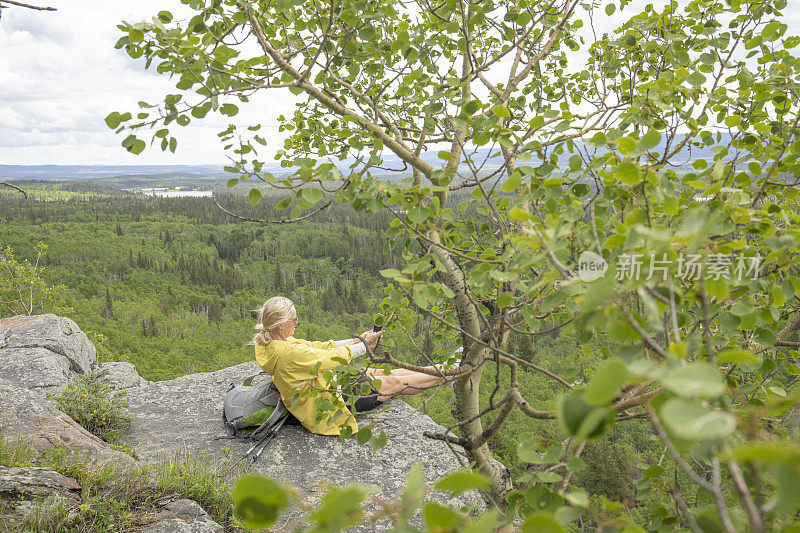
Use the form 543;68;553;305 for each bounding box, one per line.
222;372;286;440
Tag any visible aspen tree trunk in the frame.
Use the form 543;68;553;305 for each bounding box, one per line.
429;231;512;506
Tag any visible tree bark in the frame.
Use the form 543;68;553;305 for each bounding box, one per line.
428;230;512;506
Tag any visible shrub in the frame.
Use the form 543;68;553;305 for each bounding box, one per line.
51;374;133;445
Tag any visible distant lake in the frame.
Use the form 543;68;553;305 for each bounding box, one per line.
141;190;213;197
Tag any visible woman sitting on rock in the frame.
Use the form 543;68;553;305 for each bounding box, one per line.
253;296;447;436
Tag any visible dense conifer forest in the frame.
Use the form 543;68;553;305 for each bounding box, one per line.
0;182;398;379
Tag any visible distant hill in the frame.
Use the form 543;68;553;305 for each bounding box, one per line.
1;135;729;186
0;165;229;181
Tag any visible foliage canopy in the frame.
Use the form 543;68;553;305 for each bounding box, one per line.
113;0;800;530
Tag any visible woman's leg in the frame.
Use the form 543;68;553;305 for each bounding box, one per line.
364;367;445;401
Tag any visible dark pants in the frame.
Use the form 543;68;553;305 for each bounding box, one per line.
341;375;385;412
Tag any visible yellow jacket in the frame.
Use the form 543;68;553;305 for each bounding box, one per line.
255;337;357;436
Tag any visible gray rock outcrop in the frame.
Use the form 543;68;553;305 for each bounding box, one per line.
123;362;484;529
137;499;223;533
0;377;135;467
0;314;96;393
96;361;150;390
0;466;82;514
136;518;222;533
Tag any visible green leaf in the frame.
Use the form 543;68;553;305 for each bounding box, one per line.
122;135;146;155
716;349;761;368
754;327;777;346
519;442;562;465
248;188;262;205
233;474;289;529
535;472;562;483
712;160;724;180
492;104;510;117
379;268;401;279
587;132;607;147
584;358;627;405
724;115;741;127
497;292;514;308
301;187;325;204
558;391;610;440
501;171;522;192
517;433;545;463
643;464;664;478
617;137;636;155
508;207;531;221
407;207;429;224
435;469;490;495
220;103;239;116
687;71;706;86
571;183;590;196
104;112;121;129
191;104;210;118
308;485;372;528
615;161;641;184
662;363;725;398
128;29;143;43
524;486;563;514
398;463;425;521
356;425;372;445
462;509;501;533
522;513;565;533
462;99;481;115
564;488;589;508
130;139;146;155
661;398;736;441
567;457;586;472
640;130;661;151
372;430;388;449
423;502;464;530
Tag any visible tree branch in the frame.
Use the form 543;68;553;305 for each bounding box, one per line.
0;0;56;11
0;182;27;198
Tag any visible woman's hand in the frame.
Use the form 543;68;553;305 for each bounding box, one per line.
355;330;372;343
356;330;383;348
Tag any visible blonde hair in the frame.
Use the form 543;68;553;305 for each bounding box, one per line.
253;296;295;346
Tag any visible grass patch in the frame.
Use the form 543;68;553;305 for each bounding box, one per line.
0;432;240;531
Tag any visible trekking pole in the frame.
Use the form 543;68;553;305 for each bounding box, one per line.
227;431;272;473
249;415;288;466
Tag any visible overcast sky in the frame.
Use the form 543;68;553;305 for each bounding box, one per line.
0;0;293;165
1;1;799;166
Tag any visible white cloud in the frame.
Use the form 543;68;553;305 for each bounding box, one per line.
0;0;293;165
